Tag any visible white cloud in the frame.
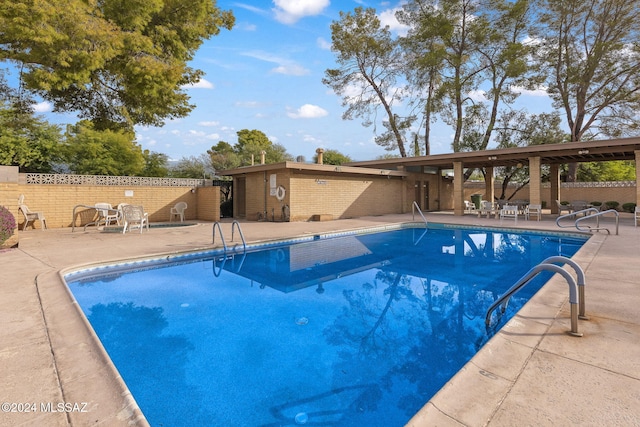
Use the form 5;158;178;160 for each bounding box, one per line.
235;101;264;108
33;101;52;113
378;7;410;36
273;0;330;24
511;85;549;97
241;50;309;75
468;90;487;102
198;121;220;127
317;37;331;50
287;104;329;119
183;78;214;89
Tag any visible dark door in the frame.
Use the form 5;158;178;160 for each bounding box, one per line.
236;177;246;218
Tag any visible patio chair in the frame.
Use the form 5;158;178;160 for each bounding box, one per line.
95;203;119;227
464;200;477;214
635;206;639;227
116;203;130;225
17;194;48;230
555;200;572;215
499;204;519;224
122;205;149;234
525;204;542;221
477;200;497;218
170;202;188;222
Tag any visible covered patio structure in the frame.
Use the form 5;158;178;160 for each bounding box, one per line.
349;137;640;216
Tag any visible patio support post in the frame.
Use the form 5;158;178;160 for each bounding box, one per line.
550;163;560;214
453;161;464;216
485;166;495;203
635;151;640;206
529;156;541;205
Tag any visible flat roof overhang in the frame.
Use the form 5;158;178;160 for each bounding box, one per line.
220;161;410;177
347;137;640;170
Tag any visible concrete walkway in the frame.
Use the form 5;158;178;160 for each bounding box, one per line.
1;213;639;426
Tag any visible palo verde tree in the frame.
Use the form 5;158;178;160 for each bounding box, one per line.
206;130;293;171
533;0;640;181
323;7;412;157
0;0;234;131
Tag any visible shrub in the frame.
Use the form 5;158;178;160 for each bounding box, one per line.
589;201;602;207
604;201;619;210
0;206;17;245
622;202;636;213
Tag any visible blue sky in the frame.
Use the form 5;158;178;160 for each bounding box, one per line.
32;0;553;162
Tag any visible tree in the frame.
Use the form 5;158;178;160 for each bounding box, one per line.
0;104;62;173
206;141;240;172
234;129;292;165
141;150;170;177
534;0;640;181
323;7;412;157
0;0;235;130
170;154;213;178
61;121;144;175
313;149;352;165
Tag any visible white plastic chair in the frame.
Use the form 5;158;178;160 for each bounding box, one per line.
95;203;119;227
525;204;542;221
464;200;477;214
122;205;149;234
170;202;187;222
499;205;518;224
477;200;497;218
17;194;47;230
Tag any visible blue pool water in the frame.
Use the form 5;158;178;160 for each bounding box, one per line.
66;226;587;426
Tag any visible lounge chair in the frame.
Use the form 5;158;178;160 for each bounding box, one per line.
525;204;542;221
122;205;149;234
170;202;187;222
18;194;47;230
95;203;119;227
499;204;518;224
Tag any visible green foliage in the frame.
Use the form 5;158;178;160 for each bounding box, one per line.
61;121;144;175
0;105;62;172
141;150;170;177
169;155;212;179
604;201;620;211
0;0;235;130
0;206;17;245
313;149;352;165
206;130;293;170
220;199;233;217
622;203;636;213
577;161;636;182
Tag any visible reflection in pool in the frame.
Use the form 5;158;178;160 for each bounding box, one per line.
66;226;587;426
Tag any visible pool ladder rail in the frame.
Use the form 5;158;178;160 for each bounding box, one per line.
212;220;247;253
485;256;588;337
556;208;619;235
412;201;428;226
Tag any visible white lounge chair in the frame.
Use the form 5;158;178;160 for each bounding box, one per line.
170;202;187;222
18;195;47;230
122;205;149;234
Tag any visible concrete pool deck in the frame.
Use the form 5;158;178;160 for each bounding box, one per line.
1;212;639;426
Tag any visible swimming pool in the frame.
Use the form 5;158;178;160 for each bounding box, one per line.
65;225;587;426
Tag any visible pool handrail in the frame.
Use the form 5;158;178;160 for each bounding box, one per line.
212;221;227;251
556;208;619;235
485;257;584;337
412;201;428;226
231;220;247;252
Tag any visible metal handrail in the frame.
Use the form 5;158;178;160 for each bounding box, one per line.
485;259;584;337
556;208;619;235
212;221;227;251
231;220;247;252
412;201;428;225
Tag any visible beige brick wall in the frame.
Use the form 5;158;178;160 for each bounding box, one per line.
464;182;637;208
0;177;222;230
